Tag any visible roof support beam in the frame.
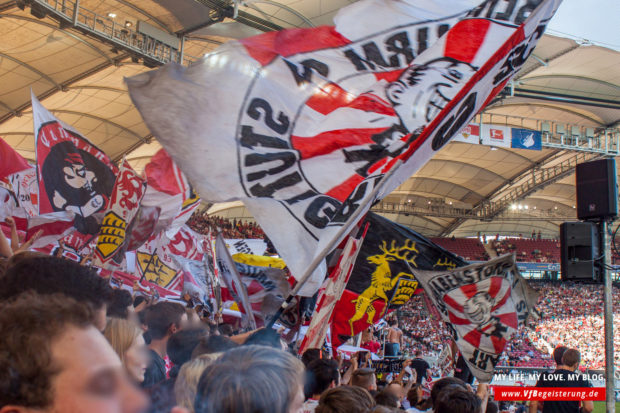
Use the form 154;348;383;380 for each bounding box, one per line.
0;52;61;90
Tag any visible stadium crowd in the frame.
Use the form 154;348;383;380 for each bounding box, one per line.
0;253;498;413
187;211;265;239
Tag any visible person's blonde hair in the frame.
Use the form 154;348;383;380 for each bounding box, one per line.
103;318;142;364
174;354;220;413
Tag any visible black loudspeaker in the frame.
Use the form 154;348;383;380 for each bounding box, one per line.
576;158;618;220
560;222;600;281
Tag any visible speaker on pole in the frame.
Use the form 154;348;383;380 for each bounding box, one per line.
575;158;618;221
560;222;600;281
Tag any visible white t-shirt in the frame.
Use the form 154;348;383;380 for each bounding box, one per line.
302;398;319;413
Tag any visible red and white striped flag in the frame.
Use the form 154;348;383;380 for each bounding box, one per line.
127;0;562;297
26;211;75;249
300;223;367;354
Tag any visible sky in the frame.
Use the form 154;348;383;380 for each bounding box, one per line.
547;0;620;51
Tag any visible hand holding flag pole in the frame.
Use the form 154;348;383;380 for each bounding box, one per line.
266;161;402;328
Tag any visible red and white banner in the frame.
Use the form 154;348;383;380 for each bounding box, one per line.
141;149;200;238
0;137;31;180
127;0;561;296
26;211;75;249
32;94;117;235
93;159;147;269
453;123;480;144
300;224;366;354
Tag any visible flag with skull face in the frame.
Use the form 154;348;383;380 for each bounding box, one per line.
127;0;562;297
410;254;539;382
32;94;117;235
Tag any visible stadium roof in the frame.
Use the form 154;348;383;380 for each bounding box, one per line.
1;0;619;237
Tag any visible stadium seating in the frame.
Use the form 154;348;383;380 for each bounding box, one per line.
431;237;489;261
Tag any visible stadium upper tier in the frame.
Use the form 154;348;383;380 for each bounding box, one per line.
1;0;619;238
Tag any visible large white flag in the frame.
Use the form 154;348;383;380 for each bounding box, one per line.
127;0;561;296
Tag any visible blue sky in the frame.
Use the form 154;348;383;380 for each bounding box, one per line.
547;0;620;51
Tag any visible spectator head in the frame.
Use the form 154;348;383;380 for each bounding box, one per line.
561;348;581;370
145;301;187;341
0;256;113;331
192;335;239;358
374;390;400;408
388;318;398;327
315;386;376;413
430;377;467;406
369;406;396;413
485;400;499;413
385;382;405;402
305;359;340;398
167;328;208;377
218;324;234;336
0;292;147;413
174;354;219;413
243;328;284;349
194;345;305;413
351;368;377;392
107;289;134;320
407;383;423;406
434;387;481;413
103;318;148;384
553;345;568;366
302;348;323;367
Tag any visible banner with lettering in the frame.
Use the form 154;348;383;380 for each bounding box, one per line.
32;93;117;235
127;0;562;296
410;254;539;382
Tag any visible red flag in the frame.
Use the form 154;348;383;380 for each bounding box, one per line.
0;137;30;180
26;211;75;249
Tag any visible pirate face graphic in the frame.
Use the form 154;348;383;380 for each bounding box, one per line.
463;291;494;325
386;57;476;133
42;141;115;234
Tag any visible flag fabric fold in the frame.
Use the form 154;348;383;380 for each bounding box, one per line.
215;233;257;329
127;0;561;297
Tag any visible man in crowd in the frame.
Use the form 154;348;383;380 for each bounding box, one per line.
530;348;594;413
385;318;403;357
351;368;378;394
410;350;431;384
303;359;340;412
0;255;113;331
0;292;147;413
142;302;187;387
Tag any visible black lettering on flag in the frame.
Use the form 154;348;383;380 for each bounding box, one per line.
248;172;303;197
304;196;340;229
285;59;329;86
240;126;289;149
245;152;297;181
246;98;290;134
431;92;477;150
385;32;415;66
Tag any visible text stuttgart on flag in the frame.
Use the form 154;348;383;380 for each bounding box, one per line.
127;0;562;296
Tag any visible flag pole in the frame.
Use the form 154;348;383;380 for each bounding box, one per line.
267;160;403;328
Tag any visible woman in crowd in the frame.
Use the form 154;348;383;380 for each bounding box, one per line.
104;317;149;384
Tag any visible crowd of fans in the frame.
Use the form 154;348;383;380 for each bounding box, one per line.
186;211;265;239
0;253;501;413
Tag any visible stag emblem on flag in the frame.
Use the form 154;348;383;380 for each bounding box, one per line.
349;239;418;334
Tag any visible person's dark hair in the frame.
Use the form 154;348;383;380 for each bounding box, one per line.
0;256;112;309
370;406;396;413
388;318;398;326
194;345;305;413
302;348;323;367
561;348;581;368
134;295;148;308
218;323;234;336
145;301;185;340
0;292;94;408
243;327;282;348
553;345;568;365
192;335;239;358
434;386;481;413
407;383;422;406
305;359;339;398
316;386;376;413
107;288;133;319
374;391;399;408
486;400;499;413
167;328;208;378
430;377;467;406
351;368;376;391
